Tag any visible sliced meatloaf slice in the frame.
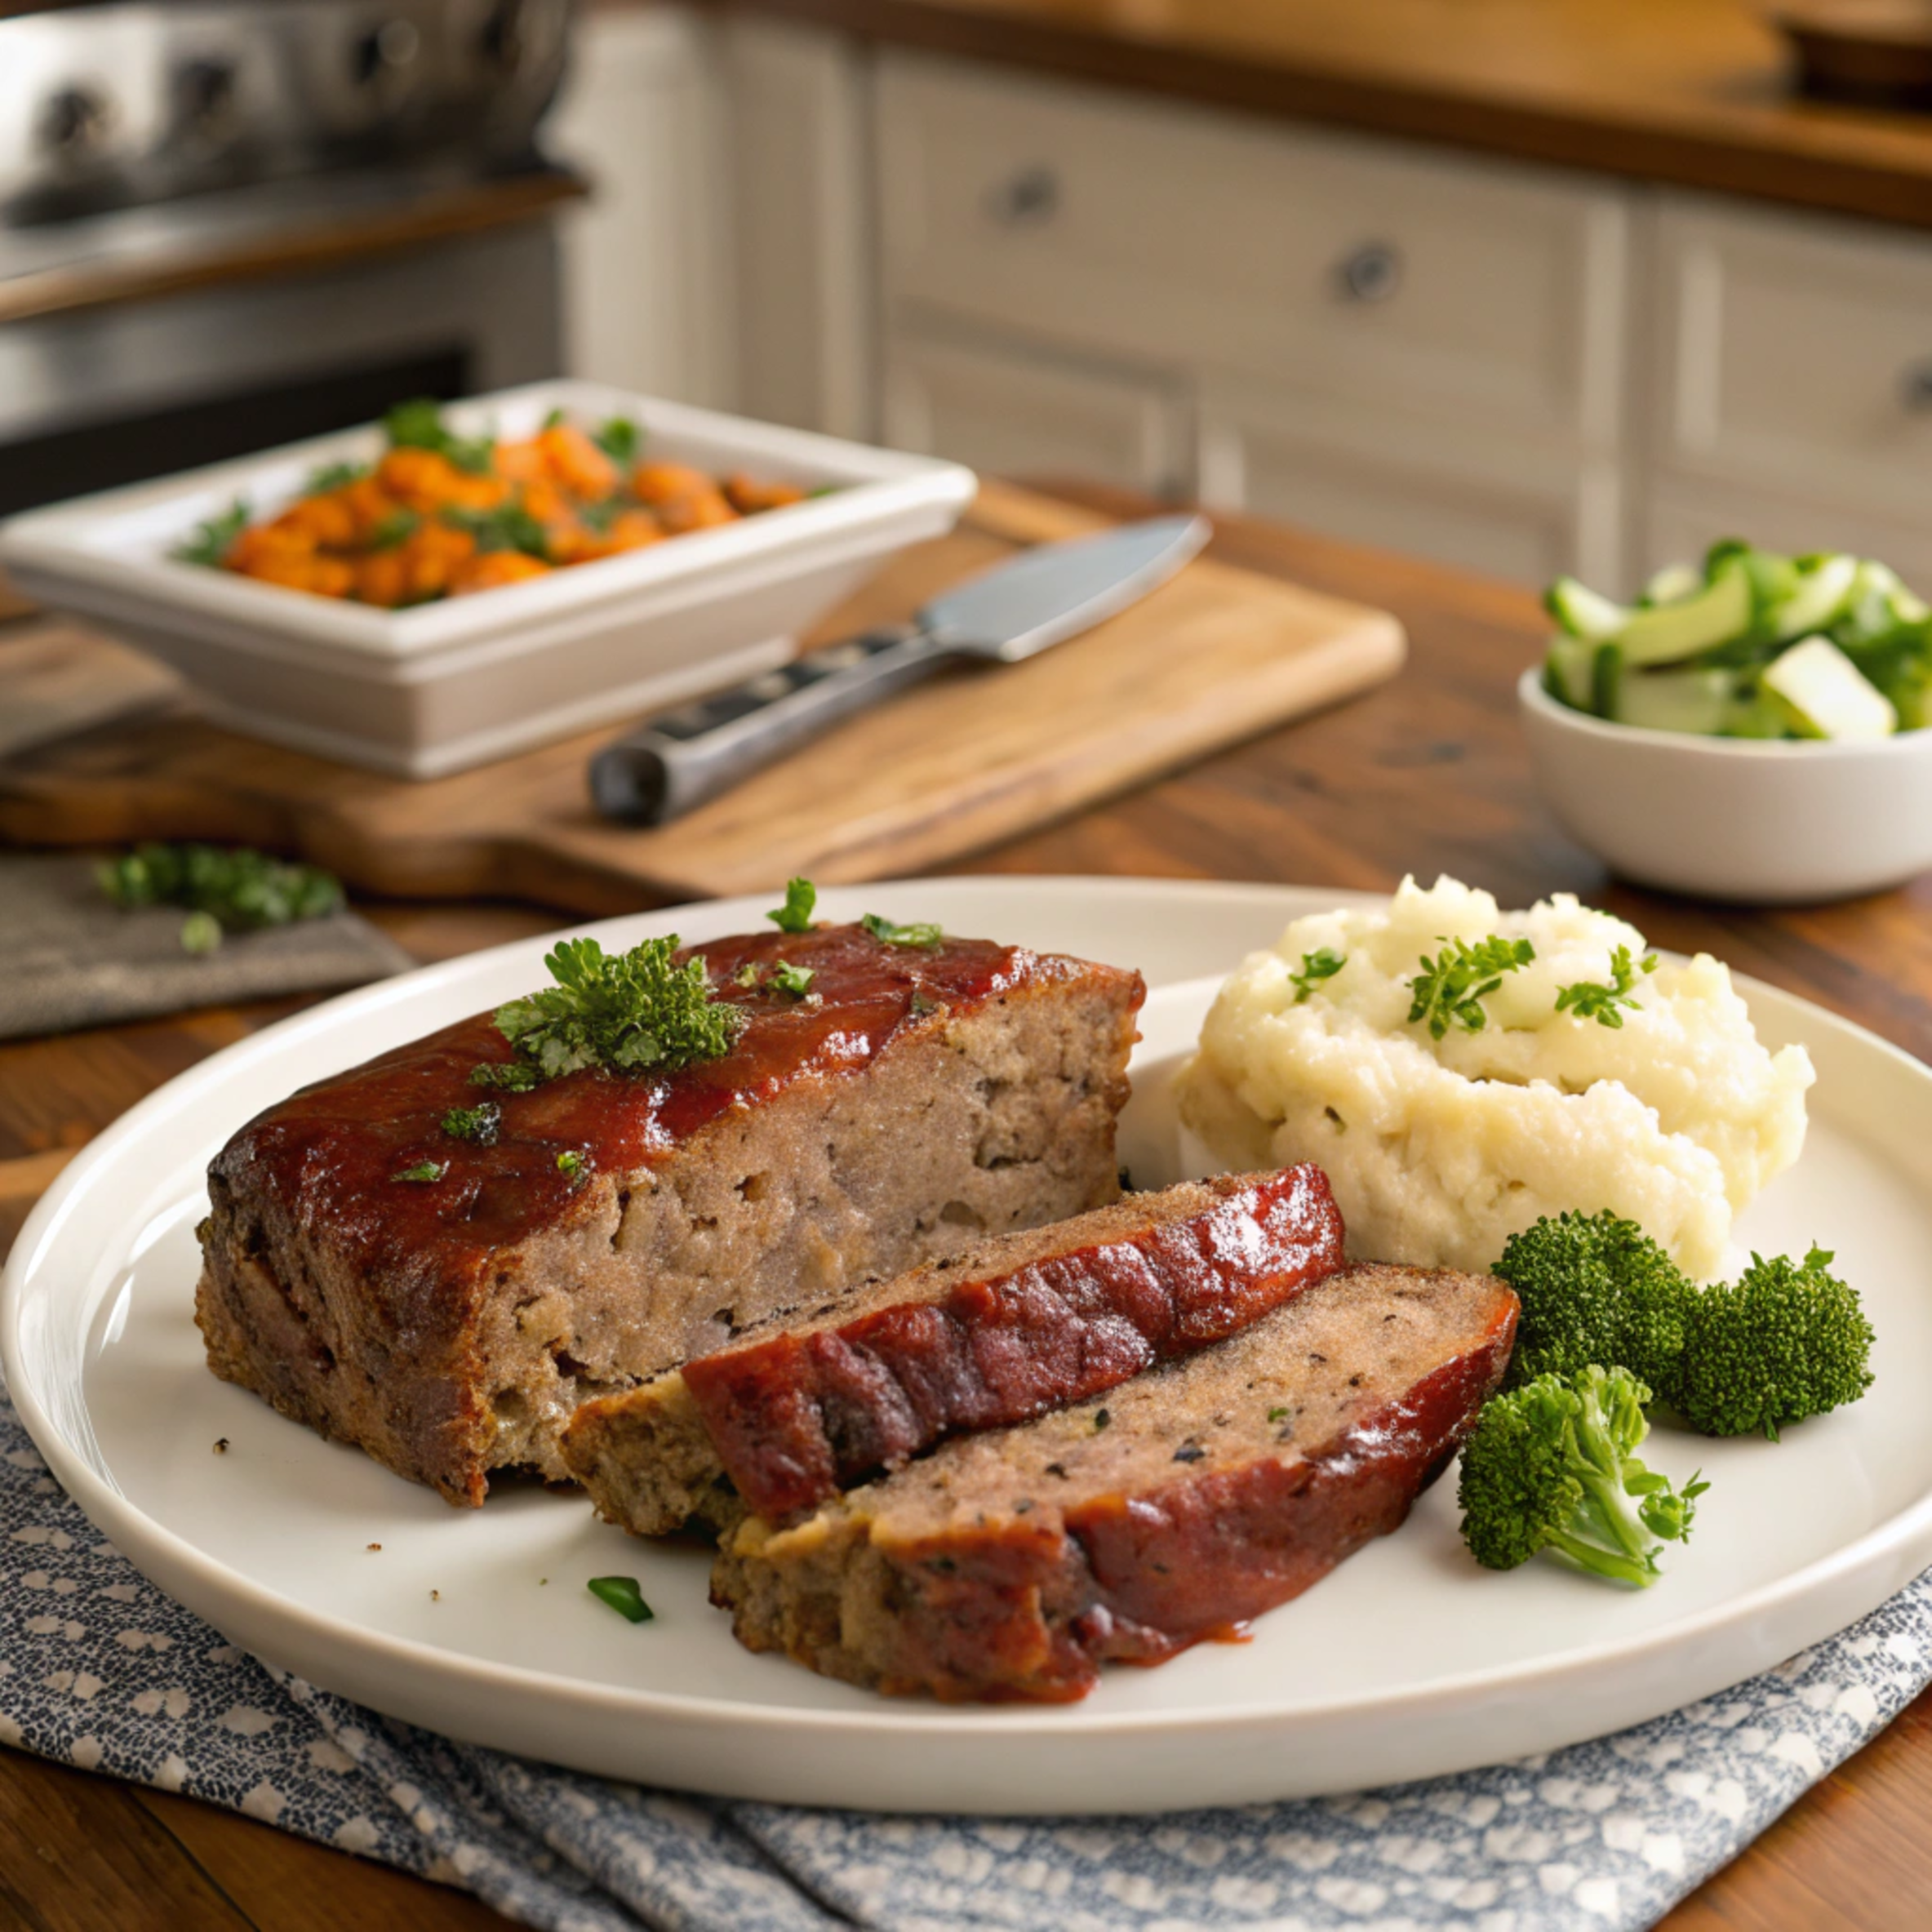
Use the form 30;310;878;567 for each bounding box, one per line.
195;921;1143;1506
712;1262;1517;1702
563;1164;1344;1536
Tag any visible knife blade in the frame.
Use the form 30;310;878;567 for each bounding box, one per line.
588;513;1211;826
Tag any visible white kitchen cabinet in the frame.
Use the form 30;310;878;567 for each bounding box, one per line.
1646;477;1932;601
1654;195;1932;532
722;17;874;438
549;6;734;405
873;52;1632;582
1199;376;1623;587
876;55;1629;457
883;327;1192;496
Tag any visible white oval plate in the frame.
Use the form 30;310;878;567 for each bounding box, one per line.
6;877;1931;1815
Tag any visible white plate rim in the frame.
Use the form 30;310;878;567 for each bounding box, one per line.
6;875;1930;1801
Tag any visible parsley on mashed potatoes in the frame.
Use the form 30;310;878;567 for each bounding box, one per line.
1178;877;1813;1280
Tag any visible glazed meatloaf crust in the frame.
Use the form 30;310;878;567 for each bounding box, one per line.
713;1262;1517;1702
563;1165;1345;1536
195;922;1144;1506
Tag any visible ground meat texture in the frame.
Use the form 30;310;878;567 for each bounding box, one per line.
193;923;1144;1506
563;1165;1345;1535
710;1262;1517;1703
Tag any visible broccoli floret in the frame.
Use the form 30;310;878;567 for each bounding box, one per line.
1674;1246;1874;1441
1493;1210;1693;1394
1458;1365;1708;1588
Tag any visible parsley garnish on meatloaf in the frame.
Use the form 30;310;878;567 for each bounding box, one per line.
482;935;744;1085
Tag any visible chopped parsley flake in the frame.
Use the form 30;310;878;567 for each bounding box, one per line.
172;499;250;568
441;1102;500;1144
734;962;762;988
594;417;642;465
1555;945;1659;1030
861;913;944;949
440;499;549;559
393;1160;447;1184
766;877;817;934
369;508;422;550
306;460;371;494
910;990;941;1019
468;1060;542;1093
768;960;816;997
1267;1406;1290;1423
557;1149;588;1182
98;842;344;954
1290;948;1346;1003
180;910;222;955
588;1574;654;1623
1406;935;1536;1040
383;397;494;474
492;934;744;1081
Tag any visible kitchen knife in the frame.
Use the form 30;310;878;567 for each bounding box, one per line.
588;513;1211;826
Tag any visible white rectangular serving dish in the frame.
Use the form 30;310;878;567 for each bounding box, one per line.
0;380;977;778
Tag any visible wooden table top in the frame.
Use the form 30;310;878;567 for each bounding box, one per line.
3;482;1929;1930
717;0;1932;233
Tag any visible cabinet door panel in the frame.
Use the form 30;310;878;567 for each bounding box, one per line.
1201;381;1616;588
551;9;731;404
1646;480;1932;601
725;19;874;438
884;330;1192;497
877;54;1628;452
1655;196;1932;524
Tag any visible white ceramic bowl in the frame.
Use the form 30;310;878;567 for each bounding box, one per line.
0;381;976;778
1518;668;1932;903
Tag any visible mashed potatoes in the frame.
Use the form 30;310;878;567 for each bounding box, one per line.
1177;877;1813;1280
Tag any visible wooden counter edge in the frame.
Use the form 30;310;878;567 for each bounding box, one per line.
704;0;1932;234
0;169;588;331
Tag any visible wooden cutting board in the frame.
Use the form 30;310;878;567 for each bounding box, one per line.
0;481;1405;914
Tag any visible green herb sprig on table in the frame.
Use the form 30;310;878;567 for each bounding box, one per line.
766;877;817;934
172;500;251;569
861;913;944;949
1555;945;1659;1030
1290;948;1346;1003
98;842;344;954
480;935;744;1086
1406;935;1536;1040
382;398;494;475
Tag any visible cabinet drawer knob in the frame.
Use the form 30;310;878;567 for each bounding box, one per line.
985;165;1059;227
1335;242;1402;304
1902;361;1932;411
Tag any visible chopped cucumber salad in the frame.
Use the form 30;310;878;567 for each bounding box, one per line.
1542;541;1929;741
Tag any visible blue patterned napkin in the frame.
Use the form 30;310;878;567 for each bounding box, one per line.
4;1379;1925;1932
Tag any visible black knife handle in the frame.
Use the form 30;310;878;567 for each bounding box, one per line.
589;627;944;826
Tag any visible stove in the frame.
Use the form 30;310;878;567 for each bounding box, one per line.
0;1;578;521
1;0;571;231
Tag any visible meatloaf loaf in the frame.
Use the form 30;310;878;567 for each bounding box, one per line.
563;1165;1345;1536
195;921;1144;1506
713;1261;1517;1702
